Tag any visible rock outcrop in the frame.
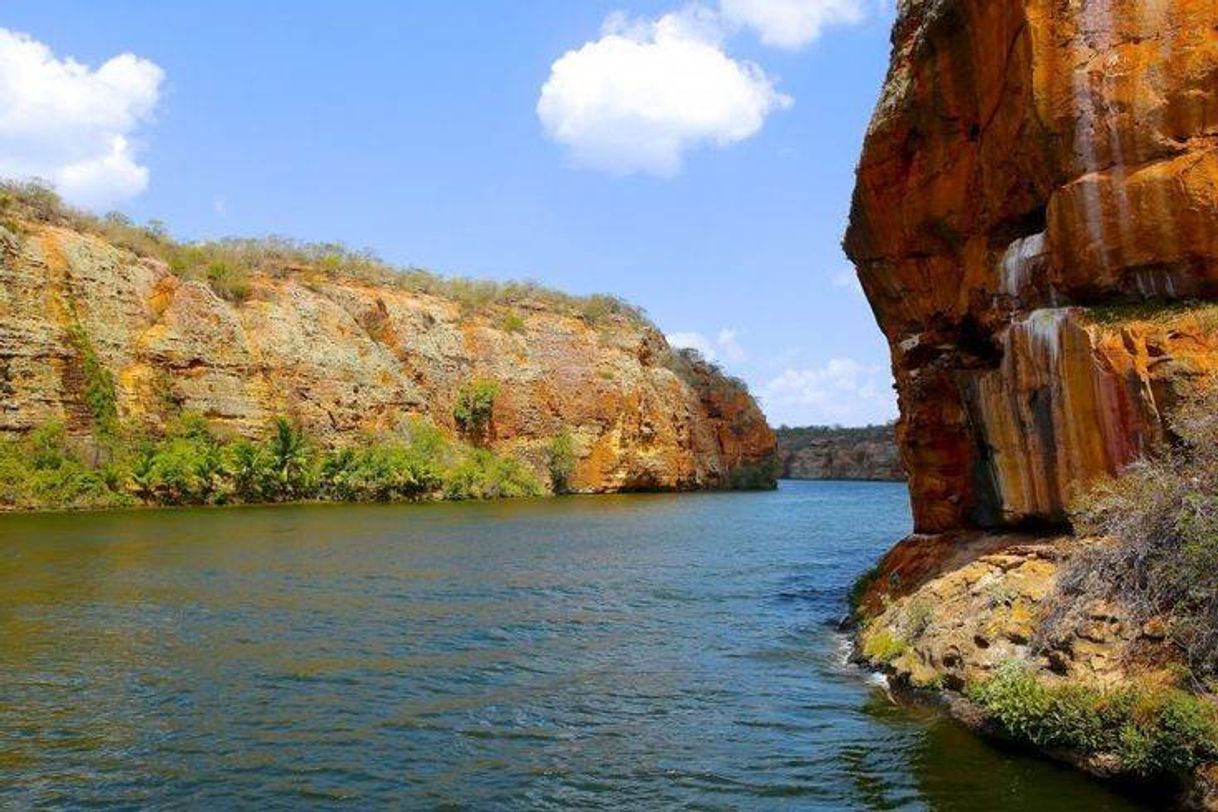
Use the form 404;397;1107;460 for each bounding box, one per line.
850;2;1218;802
776;425;905;481
0;220;776;493
846;0;1218;533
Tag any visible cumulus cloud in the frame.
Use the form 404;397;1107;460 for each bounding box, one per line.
667;327;748;364
0;28;164;209
721;0;867;50
761;357;896;425
537;8;791;176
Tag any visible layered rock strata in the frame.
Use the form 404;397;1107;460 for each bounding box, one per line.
0;221;776;493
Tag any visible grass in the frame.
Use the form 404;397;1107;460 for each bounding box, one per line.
862;630;908;664
1083;299;1218;331
0;178;649;325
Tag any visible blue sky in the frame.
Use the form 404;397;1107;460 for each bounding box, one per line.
1;0;898;427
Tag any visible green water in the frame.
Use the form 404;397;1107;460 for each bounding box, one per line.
0;482;1149;809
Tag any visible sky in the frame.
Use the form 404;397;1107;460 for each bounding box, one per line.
0;0;899;428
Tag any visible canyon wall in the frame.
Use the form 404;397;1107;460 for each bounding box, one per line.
846;0;1218;532
776;425;905;481
0;220;776;493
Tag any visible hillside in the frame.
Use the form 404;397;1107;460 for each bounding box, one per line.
0;183;777;508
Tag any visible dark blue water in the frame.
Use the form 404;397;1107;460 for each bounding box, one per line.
0;481;1144;809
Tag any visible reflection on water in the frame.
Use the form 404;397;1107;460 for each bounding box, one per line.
0;483;1147;809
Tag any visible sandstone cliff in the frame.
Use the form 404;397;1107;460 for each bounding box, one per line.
776;425;905;481
849;1;1218;803
846;0;1218;533
0;213;775;494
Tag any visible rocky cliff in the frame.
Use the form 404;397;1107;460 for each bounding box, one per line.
0;214;776;494
776;425;905;481
846;0;1218;533
850;1;1218;803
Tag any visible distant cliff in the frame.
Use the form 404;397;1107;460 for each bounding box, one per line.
776;425;904;481
0;185;776;497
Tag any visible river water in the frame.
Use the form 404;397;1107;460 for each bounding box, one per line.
0;481;1146;809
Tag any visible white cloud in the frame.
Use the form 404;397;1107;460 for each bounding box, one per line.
537;8;791;176
761;357;896;425
667;327;748;364
721;0;867;50
0;28;164;209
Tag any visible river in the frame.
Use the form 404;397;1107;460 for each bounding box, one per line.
0;481;1146;809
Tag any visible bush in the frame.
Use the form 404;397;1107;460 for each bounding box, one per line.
444;449;541;500
729;455;780;490
967;663;1218;777
498;311;526;334
65;322;119;436
1054;388;1218;676
547;431;577;494
453;379;498;437
204;261;252;302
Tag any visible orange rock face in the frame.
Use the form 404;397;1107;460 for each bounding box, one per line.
847;0;1218;531
0;222;776;493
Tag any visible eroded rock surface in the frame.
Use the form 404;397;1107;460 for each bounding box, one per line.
0;222;776;493
847;0;1218;532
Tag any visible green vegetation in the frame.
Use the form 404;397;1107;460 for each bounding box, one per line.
64;321;119;437
547;431;577;494
202;261;252;303
661;346;751;399
443;449;541;500
862;630;907;664
775;422;896;444
0;179;647;324
1084;299;1218;331
728;455;781;490
849;564;883;615
0;412;541;511
499;311;526;333
453;379;498;437
1057;388;1218;677
967;663;1218;779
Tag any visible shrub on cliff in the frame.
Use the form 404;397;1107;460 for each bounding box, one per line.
453;379;498;438
547;432;577;494
1056;389;1218;677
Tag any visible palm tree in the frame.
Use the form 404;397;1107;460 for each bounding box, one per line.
267;417;314;501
